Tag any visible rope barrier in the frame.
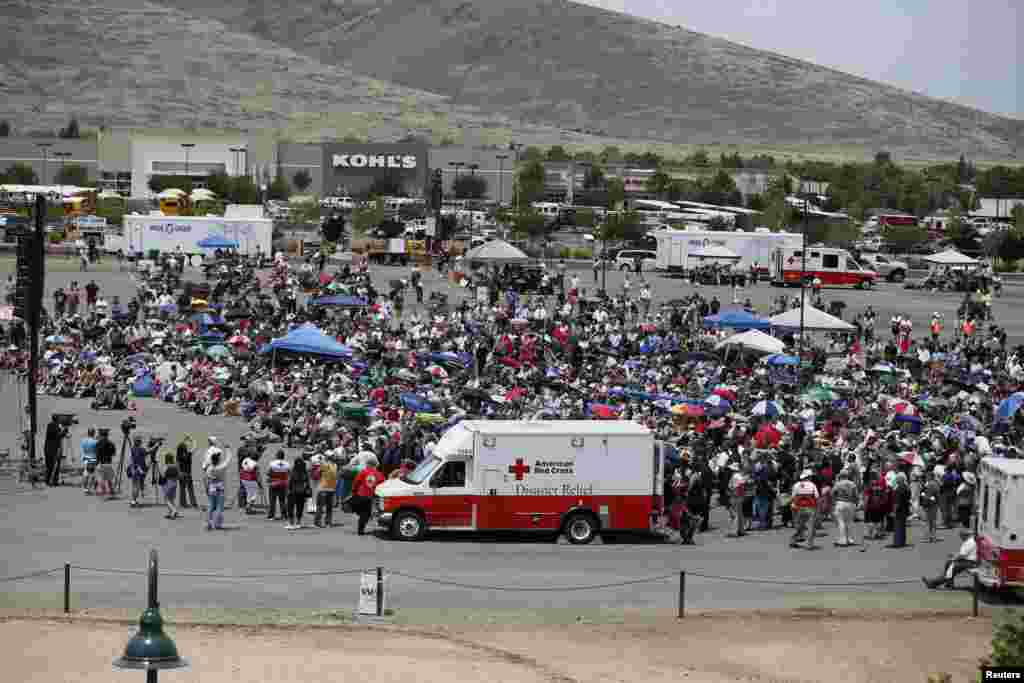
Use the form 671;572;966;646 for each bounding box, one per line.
2;565;926;590
70;566;369;579
390;570;679;592
0;568;62;583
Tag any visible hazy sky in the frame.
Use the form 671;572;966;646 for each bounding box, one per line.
580;0;1021;118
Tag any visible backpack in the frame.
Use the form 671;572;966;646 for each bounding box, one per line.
866;484;888;512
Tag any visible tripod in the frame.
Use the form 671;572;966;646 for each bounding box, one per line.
113;432;132;495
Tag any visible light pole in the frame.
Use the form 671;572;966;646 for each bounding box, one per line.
495;154;508;207
448;161;465;235
113;550;188;683
798;198;809;367
180;143;195;184
36;143;52;186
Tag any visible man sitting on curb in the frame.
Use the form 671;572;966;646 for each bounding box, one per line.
922;531;977;589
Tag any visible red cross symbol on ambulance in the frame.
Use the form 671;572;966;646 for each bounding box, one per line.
508;458;531;480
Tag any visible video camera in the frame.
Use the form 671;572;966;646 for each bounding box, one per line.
121;416;137;436
53;413;78;428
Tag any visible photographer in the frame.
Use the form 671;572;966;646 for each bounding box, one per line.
95;428;116;499
44;415;66;487
176;435;197;508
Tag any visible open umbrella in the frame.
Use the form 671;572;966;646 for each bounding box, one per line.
996;393;1024;421
227;334;250;346
704;395;731;414
800;385;837;404
672;403;705;418
754;423;783;448
766;354;800;366
711;386;737;402
751;400;784;418
955;414;982;432
206;344;231;360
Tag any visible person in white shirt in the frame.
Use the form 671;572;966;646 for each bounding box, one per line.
922;531;977;589
790;469;820;549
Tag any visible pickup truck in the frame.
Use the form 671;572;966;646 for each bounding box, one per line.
858;253;908;282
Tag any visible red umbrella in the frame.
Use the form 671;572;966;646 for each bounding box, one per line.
712;386;737;402
755;424;782;448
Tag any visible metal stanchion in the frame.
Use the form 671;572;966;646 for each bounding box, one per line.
64;563;71;614
677;571;685;619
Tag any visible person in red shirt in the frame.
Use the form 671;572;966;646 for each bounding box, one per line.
352;455;385;536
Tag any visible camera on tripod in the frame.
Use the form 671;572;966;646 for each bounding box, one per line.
121;416;137;436
53;413;78;428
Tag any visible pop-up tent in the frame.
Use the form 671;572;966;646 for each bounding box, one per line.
715;329;786;354
768;304;855;332
464;239;529;263
924;249;978;266
702;309;771;330
260;323;353;359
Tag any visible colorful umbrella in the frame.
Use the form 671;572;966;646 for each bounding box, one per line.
206;345;231;359
800;385;837;404
672;403;705;418
711;386;737;402
227;334;250;346
751;400;784;418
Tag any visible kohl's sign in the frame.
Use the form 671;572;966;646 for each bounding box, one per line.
333;154;417;170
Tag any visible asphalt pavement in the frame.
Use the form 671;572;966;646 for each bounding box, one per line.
0;256;1013;613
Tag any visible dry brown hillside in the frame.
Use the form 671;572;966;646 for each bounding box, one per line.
0;0;1020;159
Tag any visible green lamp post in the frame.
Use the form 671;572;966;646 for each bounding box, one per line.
113;550;188;683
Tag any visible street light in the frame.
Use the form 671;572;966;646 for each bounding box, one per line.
495;154;508;207
113;550;188;683
798;198;809;369
180;143;195;183
36;143;52;186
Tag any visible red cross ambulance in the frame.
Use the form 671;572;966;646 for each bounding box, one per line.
974;457;1024;589
374;420;662;544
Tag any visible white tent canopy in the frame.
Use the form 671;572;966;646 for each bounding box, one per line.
190;188;216;201
96;190;124;201
464;239;529;263
768;304;855;332
924;249;978;266
715;329;786;354
691;245;740;260
157;188;187;199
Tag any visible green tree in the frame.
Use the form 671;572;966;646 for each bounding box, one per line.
228;176;259;204
94;199;125;227
0;121;9;137
511;208;548;241
645;170;672;199
266;174;291;201
874;150;892;166
688;149;710;167
761;197;794;232
520;146;544;162
582;164;605;190
746;193;766;212
58;117;81;139
3;162;38;185
639;152;662;168
351;198;385;236
574;207;597;229
605;176;625;210
453;173;487;199
882;223;928;251
204;171;232;199
292;169;312;193
516;159;546;207
545;145;571;162
596;210;644;244
700;170;740;205
598;145;621;163
55;163;89;187
980;613;1024;670
1013;204;1024;233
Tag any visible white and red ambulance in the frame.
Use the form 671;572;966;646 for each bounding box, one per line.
771;245;879;288
974;457;1024;589
374;420;662;544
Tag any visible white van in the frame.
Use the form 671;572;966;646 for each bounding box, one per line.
374;420;662;544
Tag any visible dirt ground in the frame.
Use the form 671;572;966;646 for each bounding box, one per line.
1;612;992;683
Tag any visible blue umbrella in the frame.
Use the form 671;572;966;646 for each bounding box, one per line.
751;399;784;417
310;295;368;307
79;350;97;362
158;303;178;315
995;393;1024;421
766;354;800;366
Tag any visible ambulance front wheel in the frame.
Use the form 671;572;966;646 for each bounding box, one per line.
563;512;599;545
392;510;426;541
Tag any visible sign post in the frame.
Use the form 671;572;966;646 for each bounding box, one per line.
358;568;388;618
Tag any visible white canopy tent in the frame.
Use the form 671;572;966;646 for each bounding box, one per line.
768;304;855;332
715;329;786;354
924;249;979;266
464;239;529;263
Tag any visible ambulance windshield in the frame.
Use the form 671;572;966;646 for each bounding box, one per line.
403;456;441;485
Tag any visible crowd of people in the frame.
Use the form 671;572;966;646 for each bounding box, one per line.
6;247;1024;571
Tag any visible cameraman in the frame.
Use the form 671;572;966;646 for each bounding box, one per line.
44;415;67;487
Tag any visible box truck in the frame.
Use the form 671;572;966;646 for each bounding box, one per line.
974;457;1024;590
119;210;272;256
654;228;802;276
374;420;662;544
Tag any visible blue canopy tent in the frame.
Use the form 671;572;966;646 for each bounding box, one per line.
702;309;771;331
259;324;353;360
310;295;369;307
197;236;239;249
